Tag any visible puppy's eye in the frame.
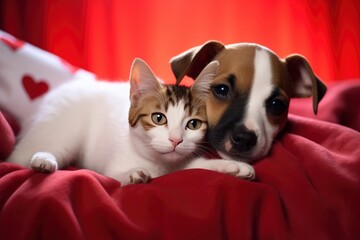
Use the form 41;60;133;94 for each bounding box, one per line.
212;84;230;99
266;98;287;116
151;113;167;125
186;119;202;130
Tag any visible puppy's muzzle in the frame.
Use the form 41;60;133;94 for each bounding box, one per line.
231;126;257;152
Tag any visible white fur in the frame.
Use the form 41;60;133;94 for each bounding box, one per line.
217;48;278;161
7;59;255;186
243;48;279;159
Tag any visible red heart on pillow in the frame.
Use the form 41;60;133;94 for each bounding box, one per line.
22;75;49;100
0;37;25;51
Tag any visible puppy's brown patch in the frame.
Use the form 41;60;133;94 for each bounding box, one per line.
266;52;291;128
206;45;256;127
215;45;256;93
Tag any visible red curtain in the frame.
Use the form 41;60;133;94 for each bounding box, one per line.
1;0;359;84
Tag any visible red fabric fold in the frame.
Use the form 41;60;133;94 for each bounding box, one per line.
0;111;15;160
0;114;359;240
289;80;360;131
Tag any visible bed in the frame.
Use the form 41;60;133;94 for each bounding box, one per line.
1;31;360;240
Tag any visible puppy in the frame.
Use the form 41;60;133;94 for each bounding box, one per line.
170;41;327;163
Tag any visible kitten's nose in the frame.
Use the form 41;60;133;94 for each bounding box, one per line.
169;138;183;147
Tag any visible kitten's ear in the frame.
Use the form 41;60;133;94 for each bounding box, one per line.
129;58;162;104
191;61;219;99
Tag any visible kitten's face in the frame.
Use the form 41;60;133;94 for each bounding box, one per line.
129;85;207;162
128;58;219;163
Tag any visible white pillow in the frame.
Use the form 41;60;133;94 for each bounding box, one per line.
0;30;96;128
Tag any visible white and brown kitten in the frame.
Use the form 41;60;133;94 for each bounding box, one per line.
7;59;255;186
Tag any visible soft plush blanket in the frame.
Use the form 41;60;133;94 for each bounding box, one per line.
1;79;360;240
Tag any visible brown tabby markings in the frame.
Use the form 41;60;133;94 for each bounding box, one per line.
129;85;207;131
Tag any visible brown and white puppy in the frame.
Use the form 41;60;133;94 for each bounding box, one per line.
170;41;327;163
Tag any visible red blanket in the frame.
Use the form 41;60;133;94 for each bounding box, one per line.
1;80;360;240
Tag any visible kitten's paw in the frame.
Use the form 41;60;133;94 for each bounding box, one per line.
128;168;152;184
31;152;58;173
219;162;255;180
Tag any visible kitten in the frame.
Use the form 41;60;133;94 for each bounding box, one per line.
7;58;255;186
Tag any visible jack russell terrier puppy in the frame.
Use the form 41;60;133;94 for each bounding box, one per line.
170;41;327;163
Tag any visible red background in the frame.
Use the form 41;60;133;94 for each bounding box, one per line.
1;0;360;84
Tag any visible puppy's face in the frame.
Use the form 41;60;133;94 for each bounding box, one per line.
171;41;326;163
206;44;290;161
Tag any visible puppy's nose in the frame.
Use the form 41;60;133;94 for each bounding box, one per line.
231;129;257;152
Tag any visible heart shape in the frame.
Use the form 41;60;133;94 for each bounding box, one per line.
22;75;49;100
0;36;25;51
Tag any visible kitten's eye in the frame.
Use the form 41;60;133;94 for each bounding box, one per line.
186;119;202;130
212;84;230;99
151;113;167;125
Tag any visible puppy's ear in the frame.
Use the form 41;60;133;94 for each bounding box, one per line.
170;41;225;84
191;61;219;100
129;58;161;106
286;54;327;114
